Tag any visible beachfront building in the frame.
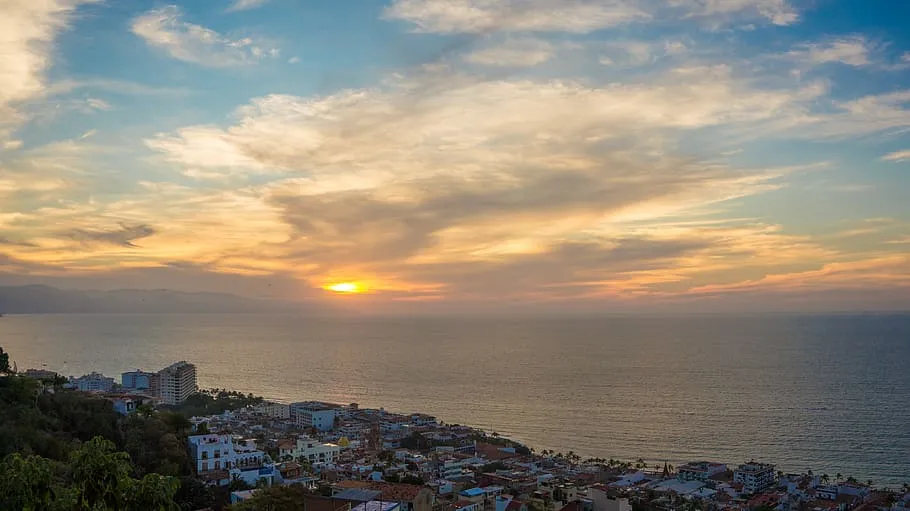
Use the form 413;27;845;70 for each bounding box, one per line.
188;434;275;487
291;402;338;431
72;372;115;392
254;401;291;419
158;361;197;405
677;461;727;482
734;461;777;494
279;436;341;465
121;370;157;392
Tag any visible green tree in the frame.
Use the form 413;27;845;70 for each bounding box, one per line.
0;347;9;374
230;483;312;510
229;475;254;492
174;476;215;511
0;453;57;510
69;436;136;509
68;436;180;510
130;473;181;511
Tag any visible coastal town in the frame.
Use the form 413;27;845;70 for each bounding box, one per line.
24;361;910;511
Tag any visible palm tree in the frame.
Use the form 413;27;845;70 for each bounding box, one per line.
836;473;843;483
866;480;873;488
821;474;830;485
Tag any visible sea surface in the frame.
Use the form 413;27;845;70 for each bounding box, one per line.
2;313;908;484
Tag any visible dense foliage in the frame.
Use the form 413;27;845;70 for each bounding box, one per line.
0;437;179;510
0;347;207;510
168;388;265;417
229;484;317;511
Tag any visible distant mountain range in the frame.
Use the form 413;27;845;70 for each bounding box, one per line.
0;285;307;314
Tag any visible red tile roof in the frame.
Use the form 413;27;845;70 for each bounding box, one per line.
506;500;525;511
559;501;586;511
335;481;426;502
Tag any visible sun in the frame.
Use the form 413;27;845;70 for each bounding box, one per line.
325;282;362;294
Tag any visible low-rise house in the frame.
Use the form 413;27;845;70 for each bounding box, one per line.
451;501;482;511
254;401;291;419
495;497;529;511
354;502;401;511
677;462;727;482
459;488;486;504
111;396;136;415
653;479;706;496
333;481;435;511
587;485;632;511
280;436;342;465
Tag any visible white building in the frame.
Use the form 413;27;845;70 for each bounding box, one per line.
72;372;115;392
254;401;291;419
291;403;338;431
734;462;776;494
188;434;275;487
677;462;727;482
588;487;632;511
439;457;472;480
158;361;197;405
279;436;341;465
121;370;156;392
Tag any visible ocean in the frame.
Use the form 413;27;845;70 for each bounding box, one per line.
1;313;908;484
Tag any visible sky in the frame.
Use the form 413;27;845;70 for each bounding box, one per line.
1;0;909;313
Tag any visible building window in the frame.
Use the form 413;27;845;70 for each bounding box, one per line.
202;461;208;471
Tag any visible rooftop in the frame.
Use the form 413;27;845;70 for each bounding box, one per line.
353;502;401;511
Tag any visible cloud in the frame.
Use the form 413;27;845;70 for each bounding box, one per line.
66;223;156;248
802;90;910;138
47;78;192;97
599;41;657;66
881;149;910;162
0;237;37;248
147;65;817;178
0;0;95;147
384;0;797;34
463;38;556;67
227;0;270;12
786;36;874;67
139;65;827;299
670;0;798;26
384;0;650;34
131;5;279;67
